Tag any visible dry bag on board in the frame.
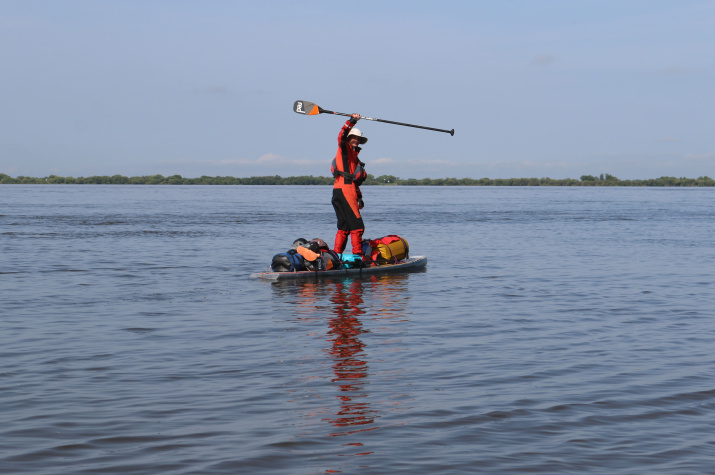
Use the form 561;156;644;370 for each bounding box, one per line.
321;249;342;270
271;249;305;272
366;235;409;264
340;253;364;269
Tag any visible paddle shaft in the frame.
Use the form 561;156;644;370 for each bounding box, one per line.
322;109;454;136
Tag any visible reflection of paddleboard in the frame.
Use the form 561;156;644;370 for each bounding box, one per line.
250;256;428;281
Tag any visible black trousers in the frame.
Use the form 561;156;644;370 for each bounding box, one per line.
332;188;364;231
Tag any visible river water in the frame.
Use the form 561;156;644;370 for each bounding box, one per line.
1;185;714;474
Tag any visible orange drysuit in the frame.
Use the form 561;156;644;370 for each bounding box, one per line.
332;118;367;256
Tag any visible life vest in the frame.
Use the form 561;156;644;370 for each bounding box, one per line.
331;157;367;186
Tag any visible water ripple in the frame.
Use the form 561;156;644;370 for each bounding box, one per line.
2;186;715;474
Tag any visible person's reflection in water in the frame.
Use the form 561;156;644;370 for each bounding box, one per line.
323;278;377;440
273;274;414;469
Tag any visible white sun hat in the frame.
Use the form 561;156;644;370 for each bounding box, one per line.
347;128;368;144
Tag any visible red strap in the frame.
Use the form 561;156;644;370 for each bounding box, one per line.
378;235;401;245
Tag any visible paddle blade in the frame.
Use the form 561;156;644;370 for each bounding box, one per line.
293;100;321;116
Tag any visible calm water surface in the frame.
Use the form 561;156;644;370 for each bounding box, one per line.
1;185;715;474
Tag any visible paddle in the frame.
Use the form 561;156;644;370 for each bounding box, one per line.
293;100;454;136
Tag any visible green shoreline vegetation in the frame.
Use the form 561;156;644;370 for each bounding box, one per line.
1;173;714;187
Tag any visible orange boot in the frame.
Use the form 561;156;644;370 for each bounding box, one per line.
349;229;364;256
334;230;349;255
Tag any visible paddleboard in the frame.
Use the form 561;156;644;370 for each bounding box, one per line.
250;256;427;281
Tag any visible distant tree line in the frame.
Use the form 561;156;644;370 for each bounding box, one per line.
1;173;714;187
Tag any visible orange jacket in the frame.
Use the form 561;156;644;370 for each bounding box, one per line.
332;119;366;189
332;119;366;217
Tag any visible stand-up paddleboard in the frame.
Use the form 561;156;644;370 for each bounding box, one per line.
250;256;427;281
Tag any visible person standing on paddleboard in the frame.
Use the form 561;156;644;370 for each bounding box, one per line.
331;113;368;258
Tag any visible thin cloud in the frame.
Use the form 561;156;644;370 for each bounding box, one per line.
531;54;556;66
206;85;229;94
159;154;324;167
482;159;571;171
684;152;715;161
650;65;705;76
370;157;454;166
192;85;230;94
369;157;396;165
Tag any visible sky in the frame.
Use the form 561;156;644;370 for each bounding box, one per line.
1;0;714;180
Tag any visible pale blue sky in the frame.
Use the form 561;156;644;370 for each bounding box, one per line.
1;0;713;179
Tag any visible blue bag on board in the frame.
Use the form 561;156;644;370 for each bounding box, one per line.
340;253;364;269
271;250;305;272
